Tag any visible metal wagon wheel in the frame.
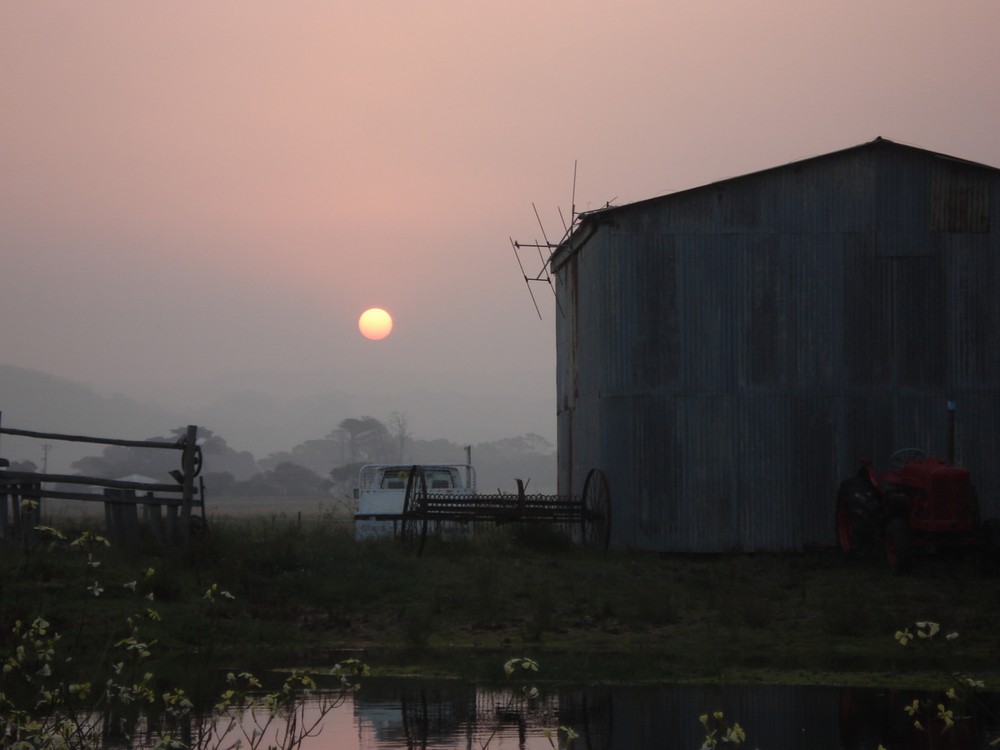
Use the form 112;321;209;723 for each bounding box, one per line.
581;468;611;550
189;445;203;477
401;465;429;554
176;436;203;478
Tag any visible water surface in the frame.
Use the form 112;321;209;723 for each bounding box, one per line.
258;679;1000;749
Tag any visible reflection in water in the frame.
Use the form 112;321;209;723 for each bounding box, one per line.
285;680;1000;750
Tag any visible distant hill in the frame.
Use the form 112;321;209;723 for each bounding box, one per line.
0;365;174;473
105;366;556;461
0;364;557;488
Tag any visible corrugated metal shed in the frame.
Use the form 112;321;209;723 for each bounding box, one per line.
553;137;1000;552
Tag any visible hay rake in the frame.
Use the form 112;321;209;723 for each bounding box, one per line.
396;465;611;555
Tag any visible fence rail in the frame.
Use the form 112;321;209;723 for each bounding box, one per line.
0;412;204;546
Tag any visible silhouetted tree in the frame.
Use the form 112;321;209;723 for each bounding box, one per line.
197;429;257;479
203;471;235;496
71;427;255;481
226;462;332;496
386;411;411;462
329;462;364;482
72;439;176;481
471;433;557;494
259;437;341;476
337;417;392;463
269;462;333;495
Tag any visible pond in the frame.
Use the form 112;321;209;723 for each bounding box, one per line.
216;679;1000;750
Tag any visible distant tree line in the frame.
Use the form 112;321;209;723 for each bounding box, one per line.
64;414;556;499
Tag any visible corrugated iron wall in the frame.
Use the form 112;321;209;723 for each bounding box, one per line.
555;141;1000;552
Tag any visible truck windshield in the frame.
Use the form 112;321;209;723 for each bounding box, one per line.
376;467;456;490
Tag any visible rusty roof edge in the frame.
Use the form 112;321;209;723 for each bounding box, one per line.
551;220;600;272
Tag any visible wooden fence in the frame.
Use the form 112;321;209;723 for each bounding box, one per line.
0;414;205;547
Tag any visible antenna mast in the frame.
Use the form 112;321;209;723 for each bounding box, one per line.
510;161;581;320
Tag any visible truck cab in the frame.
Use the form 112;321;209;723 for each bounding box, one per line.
353;463;476;540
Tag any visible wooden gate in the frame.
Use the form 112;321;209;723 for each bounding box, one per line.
0;414;205;547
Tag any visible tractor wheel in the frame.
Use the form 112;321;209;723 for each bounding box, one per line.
836;478;880;557
885;518;912;574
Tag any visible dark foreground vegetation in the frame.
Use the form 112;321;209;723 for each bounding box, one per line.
3;510;999;690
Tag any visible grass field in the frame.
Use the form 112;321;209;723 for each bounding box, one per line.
2;510;999;690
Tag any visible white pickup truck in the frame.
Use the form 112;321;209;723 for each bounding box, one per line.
353;463;476;540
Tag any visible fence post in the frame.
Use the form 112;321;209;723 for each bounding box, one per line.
144;501;163;543
0;490;8;539
180;425;197;542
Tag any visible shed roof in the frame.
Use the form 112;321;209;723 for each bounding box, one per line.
551;137;1000;270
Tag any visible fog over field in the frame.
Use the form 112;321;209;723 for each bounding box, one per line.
0;364;554;479
4;2;999;483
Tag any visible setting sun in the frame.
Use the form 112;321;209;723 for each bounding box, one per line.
358;307;393;340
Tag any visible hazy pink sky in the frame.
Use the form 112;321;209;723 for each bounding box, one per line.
3;1;1000;417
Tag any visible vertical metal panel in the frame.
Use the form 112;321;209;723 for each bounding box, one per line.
876;146;932;235
597;394;680;550
792;394;840;546
897;252;948;388
676;395;737;551
841;396;895;474
842;232;893;386
555;140;1000;551
955;394;1000;517
732;396;796;550
946;234;1000;387
738;234;786;390
573;231;680;398
676;235;739;393
932;159;991;232
788;234;843;388
555;259;576;497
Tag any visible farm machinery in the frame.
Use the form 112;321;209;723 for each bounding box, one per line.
837;444;999;572
354;463;611;555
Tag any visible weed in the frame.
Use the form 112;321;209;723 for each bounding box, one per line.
890;620;998;745
698;710;747;748
0;527;368;750
6;515;1000;684
476;658;576;750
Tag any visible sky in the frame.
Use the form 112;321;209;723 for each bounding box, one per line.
3;1;1000;448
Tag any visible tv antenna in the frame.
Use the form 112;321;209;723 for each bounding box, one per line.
510;162;582;320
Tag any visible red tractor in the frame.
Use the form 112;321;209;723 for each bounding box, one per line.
837;448;999;572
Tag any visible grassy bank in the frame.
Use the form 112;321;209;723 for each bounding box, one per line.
2;511;998;689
